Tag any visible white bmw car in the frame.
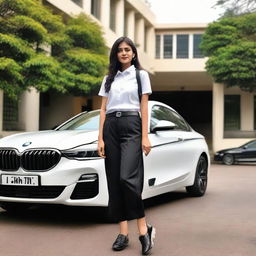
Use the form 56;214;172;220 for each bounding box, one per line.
0;101;210;213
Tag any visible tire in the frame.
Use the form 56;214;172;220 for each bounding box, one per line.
0;202;32;214
186;155;208;197
222;154;234;165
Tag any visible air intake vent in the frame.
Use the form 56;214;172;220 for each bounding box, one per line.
0;185;65;198
71;179;99;199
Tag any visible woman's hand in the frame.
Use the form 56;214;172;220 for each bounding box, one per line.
142;137;151;156
97;139;106;158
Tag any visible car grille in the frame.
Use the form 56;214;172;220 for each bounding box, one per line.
70;180;99;199
0;150;20;171
0;185;65;199
0;149;61;171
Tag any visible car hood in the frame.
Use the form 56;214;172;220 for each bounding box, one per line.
0;130;98;152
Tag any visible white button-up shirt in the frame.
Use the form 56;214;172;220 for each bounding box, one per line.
98;65;152;114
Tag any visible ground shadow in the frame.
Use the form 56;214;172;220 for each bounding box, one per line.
0;190;190;226
0;205;107;226
212;162;256;166
144;189;189;209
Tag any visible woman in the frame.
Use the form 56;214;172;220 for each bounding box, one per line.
97;36;156;255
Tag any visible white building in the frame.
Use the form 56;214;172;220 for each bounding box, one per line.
0;0;255;153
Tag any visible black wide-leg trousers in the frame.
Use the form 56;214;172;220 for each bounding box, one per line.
103;114;145;222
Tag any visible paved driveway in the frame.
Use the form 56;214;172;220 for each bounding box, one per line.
0;164;255;256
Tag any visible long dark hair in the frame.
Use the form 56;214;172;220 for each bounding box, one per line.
104;36;142;93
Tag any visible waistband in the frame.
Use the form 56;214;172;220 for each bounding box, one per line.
106;111;140;118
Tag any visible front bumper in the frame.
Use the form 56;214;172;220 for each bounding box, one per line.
0;157;109;207
214;154;223;161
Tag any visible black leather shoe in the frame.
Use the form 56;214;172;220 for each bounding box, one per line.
112;234;129;251
139;224;156;255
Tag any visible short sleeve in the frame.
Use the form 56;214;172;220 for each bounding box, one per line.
98;76;108;97
140;70;152;95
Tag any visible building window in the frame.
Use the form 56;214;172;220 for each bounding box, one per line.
110;0;116;32
163;35;172;59
91;0;101;20
254;96;256;130
3;94;19;131
193;34;204;58
71;0;83;8
155;35;161;58
224;95;240;130
177;34;189;58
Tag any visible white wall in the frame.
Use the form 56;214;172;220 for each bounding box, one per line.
154;59;207;72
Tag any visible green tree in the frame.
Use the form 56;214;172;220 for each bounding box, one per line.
201;13;256;92
0;0;107;99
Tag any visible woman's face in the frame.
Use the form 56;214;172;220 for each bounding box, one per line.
117;41;135;68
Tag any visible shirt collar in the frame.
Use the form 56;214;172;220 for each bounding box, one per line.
116;65;135;77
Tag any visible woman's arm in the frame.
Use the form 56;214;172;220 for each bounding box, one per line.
140;94;151;156
98;97;108;158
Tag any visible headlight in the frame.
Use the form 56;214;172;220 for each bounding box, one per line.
61;143;100;160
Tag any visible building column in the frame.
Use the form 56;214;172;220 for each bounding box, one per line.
189;33;193;59
159;34;163;59
100;0;110;28
116;0;125;37
0;90;3;132
135;17;145;51
145;26;154;57
125;9;135;40
212;82;224;153
18;88;40;131
173;34;177;59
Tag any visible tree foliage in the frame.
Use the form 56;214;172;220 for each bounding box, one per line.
201;13;256;92
0;0;108;99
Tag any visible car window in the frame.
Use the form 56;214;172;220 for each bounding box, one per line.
150;105;190;132
246;141;256;149
57;111;100;131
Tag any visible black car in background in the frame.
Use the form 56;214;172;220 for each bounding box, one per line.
214;140;256;165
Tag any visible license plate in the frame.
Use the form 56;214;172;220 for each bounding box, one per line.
1;175;39;186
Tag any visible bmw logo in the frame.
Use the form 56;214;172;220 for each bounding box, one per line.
22;142;32;147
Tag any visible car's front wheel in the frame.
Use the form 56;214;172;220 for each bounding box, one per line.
222;154;234;165
186;155;208;197
0;202;32;214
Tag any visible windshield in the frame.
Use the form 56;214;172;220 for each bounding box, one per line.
56;110;100;131
240;140;256;148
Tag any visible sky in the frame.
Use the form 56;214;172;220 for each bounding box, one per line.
148;0;225;24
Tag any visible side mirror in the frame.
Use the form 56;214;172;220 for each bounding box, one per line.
151;120;177;133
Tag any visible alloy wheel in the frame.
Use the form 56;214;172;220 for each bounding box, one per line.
198;157;208;193
186;155;208;197
223;154;234;165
